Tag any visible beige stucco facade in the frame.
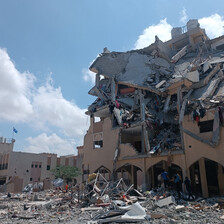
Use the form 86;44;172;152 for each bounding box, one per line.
79;112;224;197
0;138;78;192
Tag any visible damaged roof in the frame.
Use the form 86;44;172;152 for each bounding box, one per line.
86;19;224;154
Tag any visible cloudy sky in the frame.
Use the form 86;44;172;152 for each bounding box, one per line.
0;0;224;156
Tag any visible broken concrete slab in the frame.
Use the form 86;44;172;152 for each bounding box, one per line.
156;80;166;89
203;61;212;73
81;207;103;212
175;205;185;211
121;202;148;220
155;196;176;207
185;70;199;83
191;77;222;101
171;46;187;63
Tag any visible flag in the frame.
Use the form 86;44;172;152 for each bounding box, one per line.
13;127;18;134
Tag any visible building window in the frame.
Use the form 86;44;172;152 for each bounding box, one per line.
35;164;37;168
31;164;33;168
38;177;40;181
5;164;8;169
39;165;41;168
198;120;214;133
30;178;33;181
47;165;50;170
0;164;2;170
94;140;103;149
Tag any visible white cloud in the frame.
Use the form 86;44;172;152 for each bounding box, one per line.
180;7;188;24
134;13;224;50
32;79;89;137
0;48;34;122
82;67;95;84
134;19;172;49
0;48;89;155
24;133;76;156
199;14;224;39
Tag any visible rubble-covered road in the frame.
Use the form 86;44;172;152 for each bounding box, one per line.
0;189;224;224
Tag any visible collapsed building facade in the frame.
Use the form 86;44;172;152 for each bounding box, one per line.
78;19;224;198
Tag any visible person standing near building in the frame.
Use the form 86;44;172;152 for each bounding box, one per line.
65;183;69;192
161;169;169;188
157;173;162;188
174;172;181;199
184;177;195;200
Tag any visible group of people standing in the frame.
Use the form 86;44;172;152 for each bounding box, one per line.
158;169;194;200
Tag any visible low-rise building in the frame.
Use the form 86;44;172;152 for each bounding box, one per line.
0;137;78;192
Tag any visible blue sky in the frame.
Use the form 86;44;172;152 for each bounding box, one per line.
0;0;224;155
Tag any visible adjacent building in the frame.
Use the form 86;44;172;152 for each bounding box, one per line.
0;137;78;192
78;19;224;197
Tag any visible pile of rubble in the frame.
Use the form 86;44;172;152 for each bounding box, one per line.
1;175;224;223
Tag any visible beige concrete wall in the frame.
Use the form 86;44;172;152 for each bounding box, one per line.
80;108;224;196
8;152;56;188
82;117;119;174
183;112;224;168
0;138;14;154
0;139;14;180
59;155;77;167
119;143;137;158
81;116;188;182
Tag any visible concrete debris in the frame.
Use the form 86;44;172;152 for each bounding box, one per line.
175;205;185;211
171;46;187;63
185;70;199;83
121;202;148;220
0;183;223;223
155;196;176;207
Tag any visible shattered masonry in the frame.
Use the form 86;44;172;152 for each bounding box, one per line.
78;19;224;198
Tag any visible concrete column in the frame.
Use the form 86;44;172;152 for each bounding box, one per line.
95;73;100;88
186;168;190;180
177;87;181;113
142;158;147;192
143;125;150;152
141;126;145;154
140;91;145;154
90;115;95;124
90;115;94;134
151;165;155;188
218;164;224;195
131;165;134;185
162;161;167;170
111;77;116;102
199;158;209;198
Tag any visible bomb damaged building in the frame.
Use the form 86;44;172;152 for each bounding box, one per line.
78;19;224;197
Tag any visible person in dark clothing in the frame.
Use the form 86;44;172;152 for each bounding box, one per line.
174;173;181;199
184;177;195;200
109;102;115;114
161;170;169;188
